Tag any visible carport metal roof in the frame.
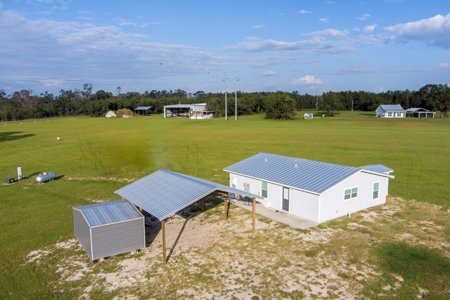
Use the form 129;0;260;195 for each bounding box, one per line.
114;169;262;221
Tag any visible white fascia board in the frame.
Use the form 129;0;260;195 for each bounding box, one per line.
361;169;395;179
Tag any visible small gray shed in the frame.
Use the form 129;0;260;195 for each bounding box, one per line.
73;200;145;261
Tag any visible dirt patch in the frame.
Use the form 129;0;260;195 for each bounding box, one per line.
25;196;450;299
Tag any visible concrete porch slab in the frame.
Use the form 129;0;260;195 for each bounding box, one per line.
231;200;318;230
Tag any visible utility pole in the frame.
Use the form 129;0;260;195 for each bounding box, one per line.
223;72;239;121
222;73;228;120
234;72;239;121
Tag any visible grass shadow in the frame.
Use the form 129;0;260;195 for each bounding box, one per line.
0;131;35;143
373;242;450;298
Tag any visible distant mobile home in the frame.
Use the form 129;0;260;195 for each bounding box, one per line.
376;104;406;118
224;153;394;224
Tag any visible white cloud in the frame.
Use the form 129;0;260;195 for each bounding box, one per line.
41;79;64;86
363;24;377;33
319;18;329;23
252;25;265;29
325;1;334;4
297;10;311;14
152;22;162;25
439;62;450;69
236;38;321;52
373;86;385;93
304;28;348;37
294;75;322;84
384;13;450;48
260;71;276;76
357;13;371;21
140;23;149;28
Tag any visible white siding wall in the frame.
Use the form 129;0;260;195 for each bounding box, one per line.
290;189;320;222
229;173;262;198
319;171;389;223
268;183;282;210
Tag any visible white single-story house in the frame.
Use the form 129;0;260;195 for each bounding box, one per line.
163;103;213;119
224;152;394;224
376;104;406;118
405;108;436;118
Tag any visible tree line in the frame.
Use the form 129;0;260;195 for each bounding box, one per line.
0;83;449;121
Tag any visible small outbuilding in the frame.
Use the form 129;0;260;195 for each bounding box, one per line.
376;104;406;118
304;113;314;119
224;152;394;224
73;200;145;261
134;106;154;116
163;103;212;119
405;108;436;118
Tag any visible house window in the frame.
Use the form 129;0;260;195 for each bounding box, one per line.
373;182;379;199
387;112;392;117
243;183;250;193
344;187;358;200
396;112;402;117
261;181;268;198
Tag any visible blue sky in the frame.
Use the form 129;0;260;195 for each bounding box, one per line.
1;0;449;95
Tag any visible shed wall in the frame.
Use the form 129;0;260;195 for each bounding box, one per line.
73;209;93;259
319;172;389;223
91;219;145;260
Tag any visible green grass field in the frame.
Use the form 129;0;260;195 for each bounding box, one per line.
1;112;449;298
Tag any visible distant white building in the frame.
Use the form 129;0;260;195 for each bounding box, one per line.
376;104;406;118
304;113;314;119
163;103;213;119
224;153;394;224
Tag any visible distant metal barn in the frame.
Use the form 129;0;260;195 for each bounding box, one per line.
73;200;145;261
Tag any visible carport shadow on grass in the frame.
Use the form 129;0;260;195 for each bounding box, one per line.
0;131;35;143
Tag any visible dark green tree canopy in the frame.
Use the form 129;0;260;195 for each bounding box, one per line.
265;93;297;120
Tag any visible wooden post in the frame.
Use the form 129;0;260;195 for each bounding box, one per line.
162;220;167;265
202;198;205;212
224;195;228;221
252;197;256;235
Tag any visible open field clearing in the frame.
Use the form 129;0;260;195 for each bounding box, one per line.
1;112;450;298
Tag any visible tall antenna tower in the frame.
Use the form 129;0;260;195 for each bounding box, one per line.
223;71;239;121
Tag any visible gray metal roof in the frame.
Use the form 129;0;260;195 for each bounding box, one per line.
114;169;262;221
405;107;430;112
163;104;194;109
74;200;143;227
378;104;406;112
224;153;393;194
361;164;394;174
134;106;153;110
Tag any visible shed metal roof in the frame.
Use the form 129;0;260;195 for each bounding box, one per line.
74;200;143;227
134;106;153;110
378;104;405;112
224;153;393;194
114;169;262;221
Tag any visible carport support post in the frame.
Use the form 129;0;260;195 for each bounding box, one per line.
201;198;204;211
224;195;228;221
162;220;167;265
252;197;256;235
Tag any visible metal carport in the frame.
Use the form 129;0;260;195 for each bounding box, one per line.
114;169;262;264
